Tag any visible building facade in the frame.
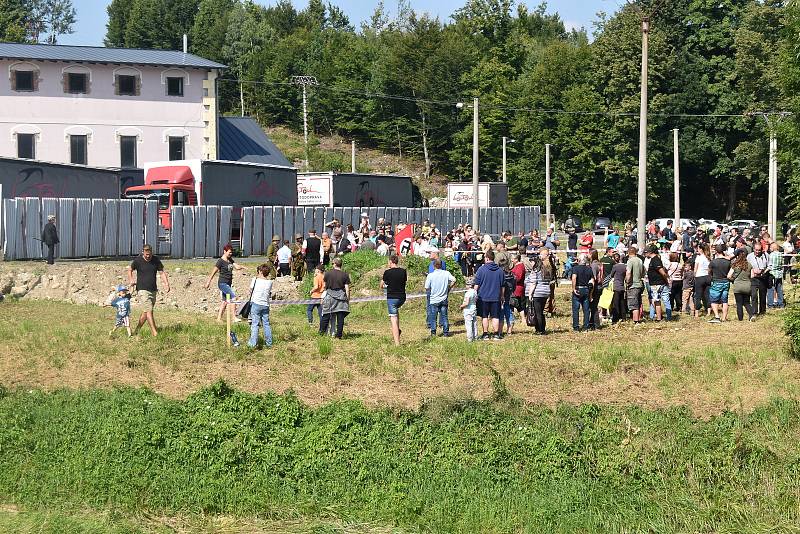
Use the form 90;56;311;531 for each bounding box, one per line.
0;43;224;168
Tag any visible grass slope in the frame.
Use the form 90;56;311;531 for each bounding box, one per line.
1;383;799;532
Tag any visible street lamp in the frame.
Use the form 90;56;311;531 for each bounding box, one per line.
502;137;515;184
456;98;480;231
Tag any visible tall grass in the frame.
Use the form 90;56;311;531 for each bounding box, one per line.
1;382;799;532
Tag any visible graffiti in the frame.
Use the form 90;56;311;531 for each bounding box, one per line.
356;180;386;208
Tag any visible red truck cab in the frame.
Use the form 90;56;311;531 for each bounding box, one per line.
124;165;197;230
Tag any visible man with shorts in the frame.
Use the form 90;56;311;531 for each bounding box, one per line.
474;250;506;340
128;244;170;336
708;244;732;323
645;245;671;321
381;255;407;346
625;246;644;324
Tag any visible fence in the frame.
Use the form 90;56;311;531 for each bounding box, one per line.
237;205;540;256
3;198;539;260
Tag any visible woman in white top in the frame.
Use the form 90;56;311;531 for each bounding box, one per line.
247;264;275;348
693;244;712;317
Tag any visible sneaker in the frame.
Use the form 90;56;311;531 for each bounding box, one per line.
708;317;721;324
492;334;502;340
481;333;490;340
749;316;756;322
230;332;241;347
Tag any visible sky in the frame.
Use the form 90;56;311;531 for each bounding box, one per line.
58;0;623;47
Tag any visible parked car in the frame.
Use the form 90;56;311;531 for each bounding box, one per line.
653;218;698;231
725;219;761;233
590;216;612;234
561;215;585;233
697;218;723;231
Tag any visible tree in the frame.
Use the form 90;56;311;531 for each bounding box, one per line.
28;0;76;44
105;0;134;46
0;0;29;42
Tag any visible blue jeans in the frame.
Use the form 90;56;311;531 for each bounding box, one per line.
572;287;590;331
427;300;449;334
767;278;784;307
502;300;514;327
306;303;321;324
248;303;272;348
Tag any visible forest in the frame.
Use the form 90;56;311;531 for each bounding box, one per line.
3;0;799;221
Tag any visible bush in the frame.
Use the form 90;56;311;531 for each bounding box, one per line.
1;383;799;532
782;305;800;359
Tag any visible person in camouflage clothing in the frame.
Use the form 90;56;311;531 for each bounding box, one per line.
291;234;306;281
266;235;280;268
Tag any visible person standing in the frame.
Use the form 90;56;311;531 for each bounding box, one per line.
747;243;769;315
729;249;755;322
571;255;594;331
266;235;280;268
302;229;323;274
319;257;350;339
248;264;275;348
474;250;505;340
510;254;527;326
277;240;291;276
290;234;306;281
41;214;59;265
767;242;784;308
694;244;712;317
527;253;551;334
205;243;246;322
708;244;732;323
128;244;170;337
382;255;407;346
625;247;645;324
645;245;671;321
460;284;478;342
610;253;628;323
425;259;456;337
307;264;325;326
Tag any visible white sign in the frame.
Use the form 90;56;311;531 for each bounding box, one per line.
447;184;489;208
297;175;332;206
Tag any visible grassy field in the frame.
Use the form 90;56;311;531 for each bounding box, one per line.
2;270;800;532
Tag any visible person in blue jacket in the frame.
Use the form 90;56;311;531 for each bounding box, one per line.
473;250;506;340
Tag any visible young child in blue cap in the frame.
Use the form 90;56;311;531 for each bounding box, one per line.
107;285;132;336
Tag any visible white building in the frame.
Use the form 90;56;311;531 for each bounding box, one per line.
0;42;224;168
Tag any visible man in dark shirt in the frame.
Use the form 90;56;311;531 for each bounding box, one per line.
41;214;59;265
319;257;351;338
610;252;628;323
381;255;407;346
127;244;170;336
302;229;323;274
708;244;732;323
645;245;670;321
571;255;594;331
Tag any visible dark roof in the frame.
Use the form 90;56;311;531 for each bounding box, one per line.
0;42;225;69
218;116;293;167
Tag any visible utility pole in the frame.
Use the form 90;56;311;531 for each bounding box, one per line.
290;75;318;171
673;129;680;230
351;140;356;173
545;143;552;229
636;16;650;246
472;97;479;231
502;136;507;183
751;112;791;240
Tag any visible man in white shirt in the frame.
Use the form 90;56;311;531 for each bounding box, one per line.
277;240;292;277
747;243;769;315
424;259;455;336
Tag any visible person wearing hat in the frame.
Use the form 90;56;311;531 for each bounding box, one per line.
41;214;59;265
266;235;280;268
290;234;306;281
333;228;350;257
105;284;132;336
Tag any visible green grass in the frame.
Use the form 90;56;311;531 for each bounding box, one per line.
1;383;799;532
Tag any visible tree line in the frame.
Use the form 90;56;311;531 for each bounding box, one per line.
4;0;798;221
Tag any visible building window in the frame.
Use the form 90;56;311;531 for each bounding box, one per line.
70;135;88;164
13;70;35;91
116;74;138;96
17;133;35;159
120;136;137;168
166;76;184;96
66;72;88;94
168;136;185;160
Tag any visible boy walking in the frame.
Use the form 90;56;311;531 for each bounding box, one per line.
107;285;132;336
460;285;478;342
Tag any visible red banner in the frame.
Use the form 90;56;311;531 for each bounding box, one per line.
395;224;413;255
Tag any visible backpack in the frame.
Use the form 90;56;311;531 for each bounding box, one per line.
504;271;515;298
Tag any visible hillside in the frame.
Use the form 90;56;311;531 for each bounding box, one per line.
265;125;450;200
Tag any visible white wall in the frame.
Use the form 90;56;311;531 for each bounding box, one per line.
0;60;215;167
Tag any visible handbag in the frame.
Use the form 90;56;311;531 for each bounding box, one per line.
598;280;614;310
237;281;257;319
526;297;538;328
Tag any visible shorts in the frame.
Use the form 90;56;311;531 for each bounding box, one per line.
479;300;501;319
386;296;406;317
115;316;130;327
137;290;157;312
649;284;666;303
510;296;527;312
626;287;643;311
219;283;235;300
709;280;730;304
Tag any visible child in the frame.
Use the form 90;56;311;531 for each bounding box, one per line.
307;263;325;326
460;285;478;342
682;261;696;314
107;285;132;336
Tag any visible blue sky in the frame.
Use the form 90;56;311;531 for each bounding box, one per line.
59;0;622;47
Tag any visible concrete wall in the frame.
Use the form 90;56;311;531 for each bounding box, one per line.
0;60;217;167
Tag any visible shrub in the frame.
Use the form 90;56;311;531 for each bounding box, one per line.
782;305;800;359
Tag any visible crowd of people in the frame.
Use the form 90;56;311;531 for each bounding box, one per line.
105;214;797;347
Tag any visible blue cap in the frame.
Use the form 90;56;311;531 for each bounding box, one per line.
116;285;127;292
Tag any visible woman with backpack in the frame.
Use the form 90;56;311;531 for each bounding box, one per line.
728;249;756;322
526;251;552;334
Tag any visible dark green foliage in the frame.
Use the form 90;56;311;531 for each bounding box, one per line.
1;383;800;531
782;305;800;359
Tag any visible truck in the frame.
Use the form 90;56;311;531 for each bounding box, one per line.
446;182;508;208
0;156;142;200
123;159;297;232
297;171;425;208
